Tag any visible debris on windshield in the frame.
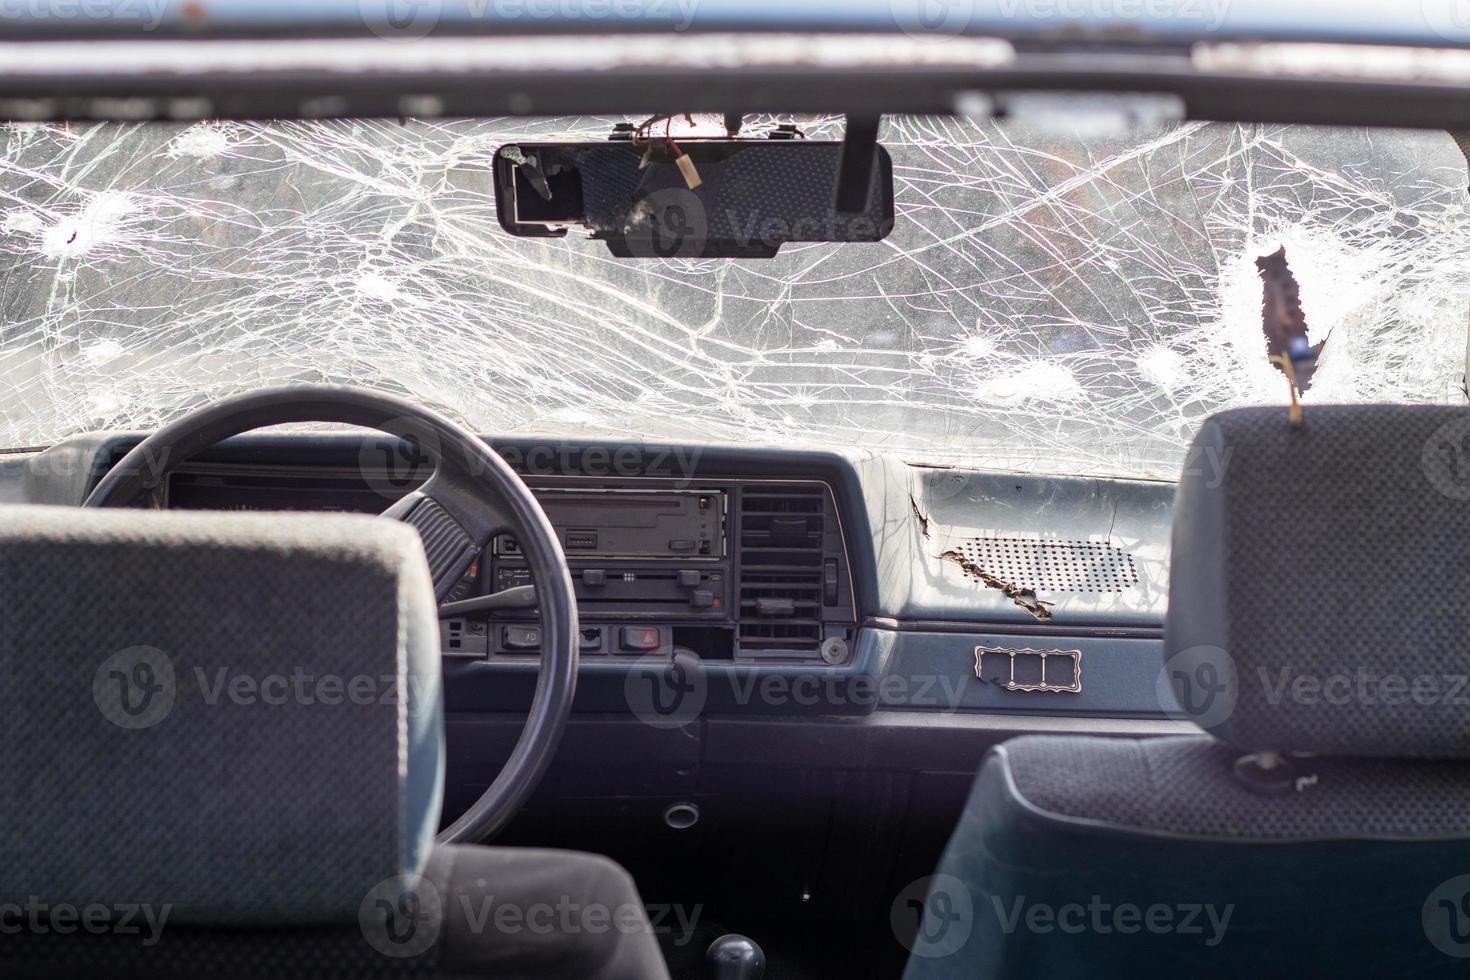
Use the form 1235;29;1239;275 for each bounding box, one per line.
1257;245;1325;394
939;549;1054;622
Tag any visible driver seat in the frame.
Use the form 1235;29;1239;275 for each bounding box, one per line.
0;504;670;980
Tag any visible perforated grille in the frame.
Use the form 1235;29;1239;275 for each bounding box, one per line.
954;538;1138;593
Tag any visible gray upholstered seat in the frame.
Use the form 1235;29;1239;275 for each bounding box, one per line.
0;505;668;979
905;406;1470;979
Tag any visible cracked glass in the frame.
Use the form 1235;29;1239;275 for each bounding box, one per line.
1;115;1465;478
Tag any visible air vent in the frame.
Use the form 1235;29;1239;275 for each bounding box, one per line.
953;537;1138;593
736;487;827;657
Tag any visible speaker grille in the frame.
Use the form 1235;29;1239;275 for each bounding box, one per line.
953;538;1138;593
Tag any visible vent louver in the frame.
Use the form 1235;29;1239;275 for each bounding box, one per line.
737;487;827;657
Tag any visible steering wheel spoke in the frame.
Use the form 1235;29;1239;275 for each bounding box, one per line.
385;483;510;602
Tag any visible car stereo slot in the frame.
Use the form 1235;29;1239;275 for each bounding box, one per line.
496;489;726;560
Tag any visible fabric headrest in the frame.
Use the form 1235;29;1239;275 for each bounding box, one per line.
0;505;443;924
1166;406;1470;757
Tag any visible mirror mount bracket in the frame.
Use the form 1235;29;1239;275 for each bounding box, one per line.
835;114;881;214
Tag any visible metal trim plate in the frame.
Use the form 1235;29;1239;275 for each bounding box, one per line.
974;645;1082;694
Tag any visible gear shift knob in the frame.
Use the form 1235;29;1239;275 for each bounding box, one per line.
705;934;765;980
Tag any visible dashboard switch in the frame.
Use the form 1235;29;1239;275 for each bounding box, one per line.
668;539;695;553
678;569;701;587
502;625;541;650
582;568;606;587
690;589;715;608
619;626;661;652
579;627;604;653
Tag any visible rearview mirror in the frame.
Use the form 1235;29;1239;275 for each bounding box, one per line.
493;132;894;259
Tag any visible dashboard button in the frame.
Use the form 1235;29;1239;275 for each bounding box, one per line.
579;627;604;653
678;569;701;587
668;539;695;553
582;568;606;587
502;625;540;650
690;590;715;608
619;626;661;652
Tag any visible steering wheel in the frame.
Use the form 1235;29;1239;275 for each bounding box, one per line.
82;384;578;844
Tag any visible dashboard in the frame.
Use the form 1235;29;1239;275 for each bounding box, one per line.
0;429;1187;730
167;463;860;668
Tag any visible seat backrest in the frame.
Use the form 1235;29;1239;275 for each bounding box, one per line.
0;504;443;924
905;406;1470;980
1167;405;1470;757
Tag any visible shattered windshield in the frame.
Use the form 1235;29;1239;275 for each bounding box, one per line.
0;115;1464;478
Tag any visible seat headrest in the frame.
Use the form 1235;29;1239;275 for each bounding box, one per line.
0;505;443;924
1166;406;1470;758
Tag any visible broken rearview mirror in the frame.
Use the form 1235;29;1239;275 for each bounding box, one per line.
492;131;895;259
